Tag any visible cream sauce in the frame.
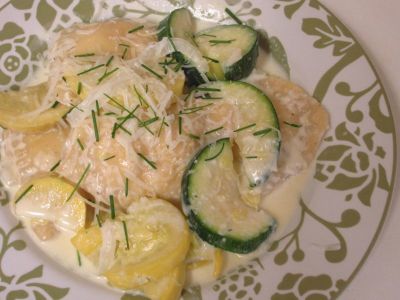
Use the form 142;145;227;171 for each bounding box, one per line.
1;16;311;295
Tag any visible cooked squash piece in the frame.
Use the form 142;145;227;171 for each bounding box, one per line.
0;83;69;132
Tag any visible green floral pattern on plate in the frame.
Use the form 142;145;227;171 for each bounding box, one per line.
0;0;396;299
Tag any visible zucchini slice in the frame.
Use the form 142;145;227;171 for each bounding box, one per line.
158;8;206;87
195;25;259;80
199;81;280;188
182;138;276;254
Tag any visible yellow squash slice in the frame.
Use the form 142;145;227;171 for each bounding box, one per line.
0;83;69;132
13;176;87;233
103;198;190;289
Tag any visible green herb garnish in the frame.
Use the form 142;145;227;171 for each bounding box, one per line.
74;53;95;58
105;55;114;67
205;126;223;135
91;110;100;142
96;214;102;227
95;100;101;116
225;8;243;25
180;103;213;115
97;67;119;84
205;143;225;161
202;55;219;63
122;220;130;250
121;47;128;59
15;184;34;204
104;155;116;161
50;160;61;172
66;164;91;202
77;250;82;266
77;64;105;76
199;33;217;38
128;25;144;34
284;121;302;128
139;116;159;128
209;39;235;46
51;101;59;108
157;116;166;137
141;64;163;80
253;128;272;136
233;123;256;133
137;153;157;169
195;87;221;92
178;114;182;135
188;133;200;140
125;177;129;197
77;138;85;150
109;195;116;219
245;156;258;159
77;82;82;95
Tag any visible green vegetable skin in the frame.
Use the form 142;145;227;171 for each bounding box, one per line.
182;138;276;254
195;25;259;80
157;7;206;87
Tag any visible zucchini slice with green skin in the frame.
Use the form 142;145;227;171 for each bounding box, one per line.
198;80;280;188
182;138;276;254
158;7;206;87
195;25;259;80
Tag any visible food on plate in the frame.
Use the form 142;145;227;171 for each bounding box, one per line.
0;7;329;300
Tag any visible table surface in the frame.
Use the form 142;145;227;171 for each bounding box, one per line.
325;1;400;299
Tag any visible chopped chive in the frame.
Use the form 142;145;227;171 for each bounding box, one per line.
133;85;150;108
66;164;90;202
195;87;221;92
51;101;59;108
125;177;129;197
205;126;223;135
111;123;117;139
97;67;119;84
145;84;148;93
109;195;116;219
128;25;144;33
50;160;61;172
225;8;243;25
77;138;85;150
121;47;128;59
139;116;159;127
119;43;130;48
199;33;217;38
209;39;235;46
234;123;256;133
205;143;225;161
112;105;140;137
96;214;102;227
77;250;82;266
253;128;272;136
188;133;200;140
157;116;165;137
95;100;101;116
137;153;157;169
104;93;128;112
141;64;163;80
104;112;117;116
74;52;95;57
202;55;219;63
180;103;213;115
91;110;100;142
197;95;223;100
105;55;114;67
284;121;302;128
122;220;130;250
70;103;84;112
104;155;116;161
15;184;34;204
178;114;182;134
77;64;105;76
184;91;194;102
245;156;258;159
62;76;67;82
77;82;82;95
119;124;132;136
